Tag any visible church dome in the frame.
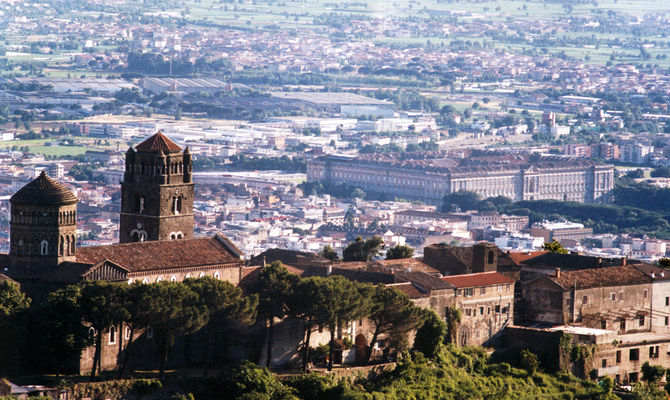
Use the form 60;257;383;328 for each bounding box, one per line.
10;171;78;206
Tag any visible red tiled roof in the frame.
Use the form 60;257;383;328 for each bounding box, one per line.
371;258;441;275
441;271;515;288
283;264;306;275
388;282;429;299
135;131;182;153
76;236;241;273
548;265;651;289
507;250;548;264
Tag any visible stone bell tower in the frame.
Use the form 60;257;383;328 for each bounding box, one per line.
119;131;194;243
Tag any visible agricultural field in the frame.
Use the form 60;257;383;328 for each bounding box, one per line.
0;136;127;157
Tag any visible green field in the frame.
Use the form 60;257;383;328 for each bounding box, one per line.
1;0;670;79
27;145;89;156
0;136;127;157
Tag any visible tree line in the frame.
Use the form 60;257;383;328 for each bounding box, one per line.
192;154;306;173
441;189;670;239
0;263;433;378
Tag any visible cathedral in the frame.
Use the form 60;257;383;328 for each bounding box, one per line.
4;131;247;298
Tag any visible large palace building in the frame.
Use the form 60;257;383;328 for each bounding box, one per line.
307;151;614;204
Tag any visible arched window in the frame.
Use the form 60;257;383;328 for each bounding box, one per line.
198;272;205;278
176;232;183;239
487;251;494;264
170;233;176;240
59;236;64;256
130;230;147;242
124;326;131;340
138;196;145;214
70;235;75;254
213;271;221;280
156;277;163;283
185;273;191;279
40;240;49;256
127;279;134;285
172;196;182;215
170;275;177;282
89;327;96;341
109;326;116;344
142;278;149;284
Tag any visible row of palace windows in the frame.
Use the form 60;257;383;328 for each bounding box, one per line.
127;271;221;285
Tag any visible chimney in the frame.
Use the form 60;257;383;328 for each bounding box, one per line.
327;265;332;276
555;268;561;279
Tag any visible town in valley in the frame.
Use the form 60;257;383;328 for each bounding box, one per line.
2;0;670;399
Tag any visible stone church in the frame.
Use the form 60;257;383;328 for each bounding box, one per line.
3;132;252;372
5;131;246;292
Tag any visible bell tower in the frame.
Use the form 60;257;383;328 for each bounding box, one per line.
119;131;194;243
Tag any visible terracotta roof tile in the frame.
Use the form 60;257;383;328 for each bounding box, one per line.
507;251;548;264
521;252;621;269
633;263;670;281
76;236;241;274
249;248;330;268
371;258;441;275
548;265;651;289
135;131;182;153
396;271;452;291
441;271;515;288
388;282;430;299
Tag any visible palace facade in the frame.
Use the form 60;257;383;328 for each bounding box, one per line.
307;152;614;204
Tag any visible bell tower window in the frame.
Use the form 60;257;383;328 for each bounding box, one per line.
130;230;147;242
138;196;145;214
40;240;49;255
172;196;182;215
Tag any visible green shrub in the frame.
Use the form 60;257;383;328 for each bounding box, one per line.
520;349;540;376
132;379;163;396
171;393;195;400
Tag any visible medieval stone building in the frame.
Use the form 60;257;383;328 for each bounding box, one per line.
4;132;243;292
120;131;194;243
2;132;251;373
